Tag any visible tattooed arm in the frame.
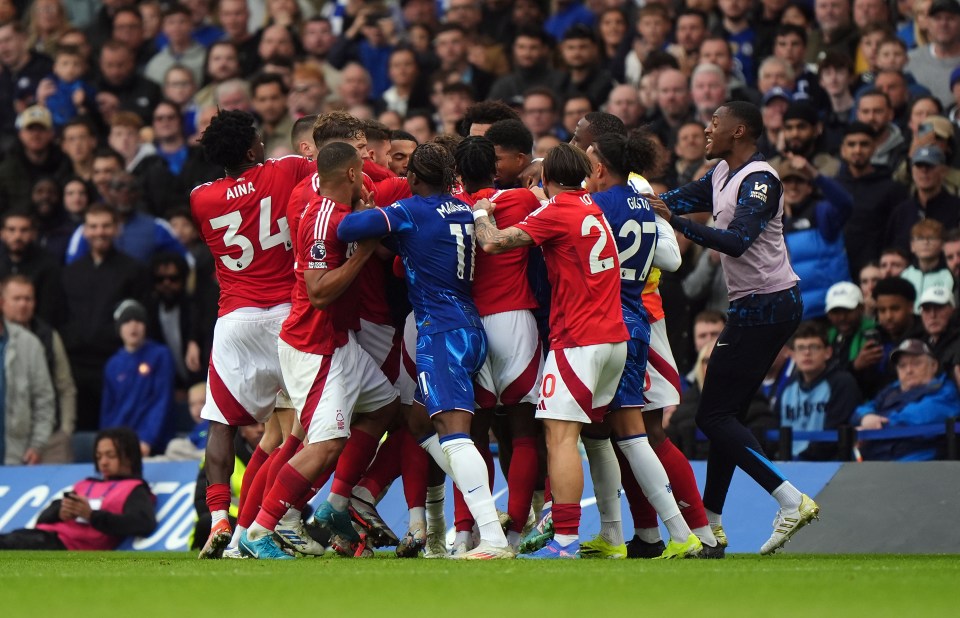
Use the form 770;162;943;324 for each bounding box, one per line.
472;198;535;254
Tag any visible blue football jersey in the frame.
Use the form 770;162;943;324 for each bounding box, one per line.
379;194;482;334
592;185;657;342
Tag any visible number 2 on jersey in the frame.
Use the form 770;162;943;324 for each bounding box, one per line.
581;214;614;274
209;196;291;271
449;223;476;281
617;219;657;281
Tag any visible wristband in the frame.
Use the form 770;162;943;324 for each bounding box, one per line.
472;209;488;220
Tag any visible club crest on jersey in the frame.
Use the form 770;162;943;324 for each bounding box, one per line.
225;182;256;200
310;240;326;260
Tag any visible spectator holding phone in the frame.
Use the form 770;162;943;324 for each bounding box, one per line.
0;427;156;550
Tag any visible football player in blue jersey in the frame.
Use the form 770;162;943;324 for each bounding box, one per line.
338;142;513;559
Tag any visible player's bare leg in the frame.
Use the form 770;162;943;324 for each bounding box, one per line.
432;409;511;558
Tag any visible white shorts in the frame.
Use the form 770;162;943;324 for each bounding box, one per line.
201;304;291;426
644;318;681;409
475;310;543;408
537;342;627;424
279;332;398;443
397;312;418;406
356;319;403;385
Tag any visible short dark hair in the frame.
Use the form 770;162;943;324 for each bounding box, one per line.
315;141;361;182
858;87;892;110
694;310;727;325
390;130;418;144
163;3;192;20
362;119;391;143
562;24;596;44
92;147;125;168
513;25;554;47
436;23;467;38
775;24;808;46
442;81;474;99
250;72;289;98
54;44;84;60
150;251;188;280
791;321;829;347
591;129;660;179
463;101;520;133
874;276;917;303
199;110;257;168
542;142;591;187
485;119;533;154
523;86;559;112
720;100;763;141
85;202;118;224
1;208;36;228
63;117;96;137
819;50;853;73
292;114;318;145
583;112;625;138
843;121;876;139
677;9;708;28
455;136;496;185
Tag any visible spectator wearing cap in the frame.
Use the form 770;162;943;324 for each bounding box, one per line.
0;20;53;144
886;146;960;249
758;86;791;157
559;25;613;110
825;281;878;375
778;321;861;460
487;26;566;104
100;299;175;456
893;114;960;193
917;286;960;379
0;106;69;212
908;0;960;107
852;338;960;460
856;88;909;170
61;204;147;433
769;100;841;177
836;122;911;277
780;154;854;318
900;219;956;308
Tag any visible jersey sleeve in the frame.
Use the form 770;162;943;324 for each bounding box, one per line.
659;168;715;215
371;177;413;206
300;208;346;271
516;202;564;246
276;155;314;182
339;204;413;242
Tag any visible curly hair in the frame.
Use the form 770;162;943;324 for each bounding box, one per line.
408;142;456;193
455;136;496;185
199;109;257;168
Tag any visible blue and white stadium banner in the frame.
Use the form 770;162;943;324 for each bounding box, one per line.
0;460;842;553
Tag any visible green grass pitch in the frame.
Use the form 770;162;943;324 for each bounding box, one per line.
1;552;957;617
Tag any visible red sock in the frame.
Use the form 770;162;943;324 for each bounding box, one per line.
453;486;474;531
552;502;580;536
356;430;404;499
507;437;538;533
615;443;657;529
266;435;302;491
400;428;428;510
294;466;334;511
237;450;278;528
254;464;311;531
330;429;380;499
238;446;269;515
655;438;708;529
205;482;231;514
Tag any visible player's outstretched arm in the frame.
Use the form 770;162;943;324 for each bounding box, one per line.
338;208;391;242
305;239;378;310
472;198;534;255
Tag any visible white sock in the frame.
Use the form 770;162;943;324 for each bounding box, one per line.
278;508;301;527
409;506;425;525
328;493;349;511
246;521;270;541
419;433;454;477
617;435;692;542
228;525;245;548
555;533;578;546
706;509;722;528
636;527;662;544
352;485;376;504
211;509;228;525
772;481;803;510
426;484;445;524
582;437;624;546
507;530;521;549
441;435;507;547
694;525;718;546
454;530;473;548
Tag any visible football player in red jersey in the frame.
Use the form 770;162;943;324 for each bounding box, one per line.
190;110;312;558
472;144;629;558
449;136;543;553
239;142;399;559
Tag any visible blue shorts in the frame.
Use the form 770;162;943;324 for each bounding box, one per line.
611;337;648;411
415;327;487;416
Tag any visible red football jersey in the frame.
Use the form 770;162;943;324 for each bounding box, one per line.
286;171;317;252
279;195;358;355
463;187;539;316
364;173;411;207
191;156;313;316
516;189;628;349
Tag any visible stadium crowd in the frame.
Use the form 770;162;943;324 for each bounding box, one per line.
1;0;960;557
